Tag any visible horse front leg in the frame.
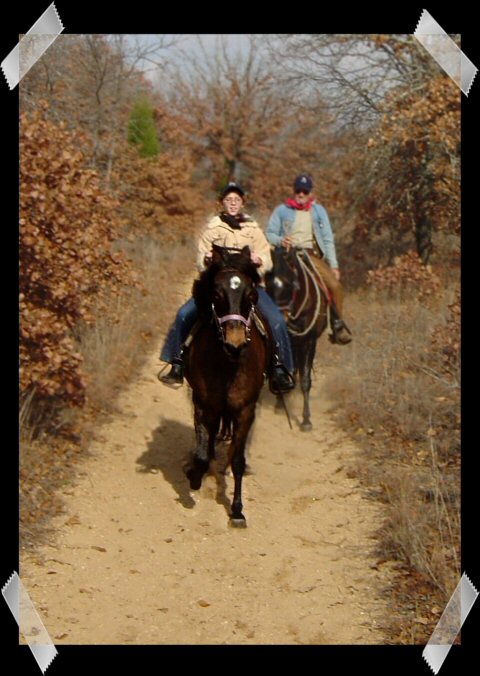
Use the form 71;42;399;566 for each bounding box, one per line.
298;337;316;432
228;404;256;527
186;404;219;490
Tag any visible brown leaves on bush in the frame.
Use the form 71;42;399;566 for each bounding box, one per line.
430;292;460;377
366;251;441;303
20;104;136;414
354;74;460;263
111;140;206;245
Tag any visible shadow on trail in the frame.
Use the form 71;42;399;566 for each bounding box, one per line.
136;418;232;517
136;418;195;509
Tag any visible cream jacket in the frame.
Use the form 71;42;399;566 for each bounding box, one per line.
197;215;273;278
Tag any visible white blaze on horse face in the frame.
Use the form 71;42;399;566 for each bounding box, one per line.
230;275;242;291
274;276;284;288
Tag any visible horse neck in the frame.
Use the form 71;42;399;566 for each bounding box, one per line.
290;254;318;320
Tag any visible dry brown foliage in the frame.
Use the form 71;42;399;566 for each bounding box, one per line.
111;140;206;244
430;292;461;378
366;250;441;302
348;74;460;267
20;103;136;416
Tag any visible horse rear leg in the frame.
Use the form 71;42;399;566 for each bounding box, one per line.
228;404;256;527
297;337;317;432
186;406;219;490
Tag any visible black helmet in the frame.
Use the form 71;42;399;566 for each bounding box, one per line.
220;182;245;200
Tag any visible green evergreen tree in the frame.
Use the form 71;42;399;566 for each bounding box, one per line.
127;97;161;157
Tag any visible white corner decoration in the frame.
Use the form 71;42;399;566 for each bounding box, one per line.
1;2;64;90
2;571;58;673
414;9;477;95
422;572;478;674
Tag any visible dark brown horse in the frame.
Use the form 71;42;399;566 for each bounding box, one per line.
183;245;270;527
266;246;328;431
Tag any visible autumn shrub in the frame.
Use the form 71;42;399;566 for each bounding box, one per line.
366;250;441;303
351;74;460;267
20;103;136;428
111;141;206;244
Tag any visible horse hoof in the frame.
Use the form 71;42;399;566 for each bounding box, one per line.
185;468;202;490
300;422;313;432
230;517;247;528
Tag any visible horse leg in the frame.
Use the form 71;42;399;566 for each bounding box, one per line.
229;404;256;527
298;337;316;432
218;413;232;442
186;405;219;490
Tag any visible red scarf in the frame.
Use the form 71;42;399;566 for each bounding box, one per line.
285;197;315;211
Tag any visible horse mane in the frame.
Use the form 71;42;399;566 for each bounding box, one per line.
193;246;261;316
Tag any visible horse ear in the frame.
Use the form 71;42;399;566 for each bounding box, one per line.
248;285;258;305
211;244;224;264
240;245;251;261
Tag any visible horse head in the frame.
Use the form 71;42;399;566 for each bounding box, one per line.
194;245;260;357
265;246;299;312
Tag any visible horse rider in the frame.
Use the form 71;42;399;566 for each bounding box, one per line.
267;174;352;345
158;182;295;393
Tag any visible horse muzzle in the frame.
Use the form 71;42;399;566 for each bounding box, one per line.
213;305;253;355
223;321;250;353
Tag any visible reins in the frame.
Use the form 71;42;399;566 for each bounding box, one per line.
287;251;326;337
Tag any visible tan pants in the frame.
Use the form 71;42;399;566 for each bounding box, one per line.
307;251;344;316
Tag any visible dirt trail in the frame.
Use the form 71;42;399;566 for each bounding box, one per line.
21;288;394;645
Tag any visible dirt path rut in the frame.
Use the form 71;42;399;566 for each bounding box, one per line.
21;322;394;644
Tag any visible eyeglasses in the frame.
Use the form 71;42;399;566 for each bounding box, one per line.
224;197;242;204
295;190;311;196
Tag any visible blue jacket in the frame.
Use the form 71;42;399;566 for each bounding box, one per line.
266;202;339;269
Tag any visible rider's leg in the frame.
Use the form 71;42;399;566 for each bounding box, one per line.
159;297;198;385
309;255;352;345
257;288;295;393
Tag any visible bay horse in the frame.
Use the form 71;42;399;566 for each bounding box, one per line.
265;246;328;431
183;244;270;527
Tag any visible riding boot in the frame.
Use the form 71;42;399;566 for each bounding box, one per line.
328;304;353;345
269;355;295;395
158;355;184;387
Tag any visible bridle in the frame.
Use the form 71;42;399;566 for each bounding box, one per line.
211;303;255;344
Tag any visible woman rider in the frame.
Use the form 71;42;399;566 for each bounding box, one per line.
159;182;295;394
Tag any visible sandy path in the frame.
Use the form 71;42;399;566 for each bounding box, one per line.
21;293;394;645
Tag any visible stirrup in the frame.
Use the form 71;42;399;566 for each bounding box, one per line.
158;359;184;387
269;361;295;395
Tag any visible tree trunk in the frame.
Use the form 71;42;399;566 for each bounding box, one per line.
415;212;433;265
